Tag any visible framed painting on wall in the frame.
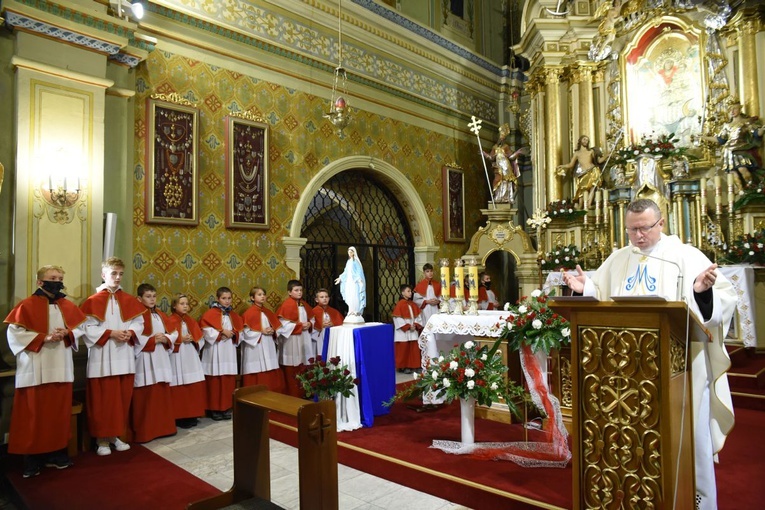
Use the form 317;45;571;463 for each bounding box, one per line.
442;165;465;243
225;114;269;229
145;95;199;225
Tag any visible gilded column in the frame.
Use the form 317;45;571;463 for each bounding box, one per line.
737;19;761;117
544;67;564;201
571;64;595;142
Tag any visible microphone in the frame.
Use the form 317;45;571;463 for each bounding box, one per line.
631;248;684;301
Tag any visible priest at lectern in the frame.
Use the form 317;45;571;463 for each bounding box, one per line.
564;198;737;510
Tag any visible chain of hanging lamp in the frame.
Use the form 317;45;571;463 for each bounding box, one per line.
324;0;351;133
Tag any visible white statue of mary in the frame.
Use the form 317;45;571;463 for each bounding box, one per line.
334;246;366;324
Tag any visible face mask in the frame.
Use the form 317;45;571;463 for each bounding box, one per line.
483;282;492;290
41;280;65;294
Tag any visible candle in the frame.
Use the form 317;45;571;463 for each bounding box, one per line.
453;260;464;299
602;189;609;224
468;261;479;300
48;175;53;191
440;259;450;301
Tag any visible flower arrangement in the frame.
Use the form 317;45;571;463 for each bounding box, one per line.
500;289;571;355
719;230;765;266
613;132;692;165
385;339;526;415
546;199;586;221
296;355;358;401
540;244;581;272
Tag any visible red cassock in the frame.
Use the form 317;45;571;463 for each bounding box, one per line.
392;299;423;369
167;313;206;419
199;308;243;411
311;305;344;331
241;305;286;393
80;289;144;438
5;295;85;454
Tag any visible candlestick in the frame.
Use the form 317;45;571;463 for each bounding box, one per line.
453;260;464;299
468;259;479;301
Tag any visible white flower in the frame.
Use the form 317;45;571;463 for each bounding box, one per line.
532;319;543;330
412;372;420;380
759;244;764;249
633;149;640;155
464;368;475;378
504;302;511;311
749;251;755;256
568;208;573;213
490;382;498;390
564;248;569;253
481;354;488;361
496;350;502;356
744;243;750;249
466;380;475;389
464;340;475;349
541;260;547;265
562;327;571;337
432;370;439;378
443;378;451;388
554;258;560;264
449;361;459;370
518;305;528;314
644;147;650;153
565;256;570;261
438;356;444;362
531;289;542;297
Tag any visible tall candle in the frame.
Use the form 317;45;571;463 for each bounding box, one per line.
439;259;450;300
453;260;464;299
602;189;609;225
468;261;479;300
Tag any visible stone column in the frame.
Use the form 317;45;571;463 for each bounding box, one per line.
571;63;595;142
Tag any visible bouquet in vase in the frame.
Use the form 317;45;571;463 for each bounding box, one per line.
500;289;571;355
296;355;358;401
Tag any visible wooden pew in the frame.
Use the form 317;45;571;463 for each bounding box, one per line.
187;385;338;510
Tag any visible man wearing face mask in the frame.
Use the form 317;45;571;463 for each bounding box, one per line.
477;272;499;310
4;265;87;478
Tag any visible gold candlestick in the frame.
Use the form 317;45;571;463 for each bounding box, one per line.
439;258;450;314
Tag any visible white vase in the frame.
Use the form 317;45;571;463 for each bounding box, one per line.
459;396;475;445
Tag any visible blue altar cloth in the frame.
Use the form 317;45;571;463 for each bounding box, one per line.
322;323;395;427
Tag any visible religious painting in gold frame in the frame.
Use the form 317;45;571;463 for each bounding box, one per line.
442;165;465;243
622;19;705;152
225;115;269;229
145;96;199;225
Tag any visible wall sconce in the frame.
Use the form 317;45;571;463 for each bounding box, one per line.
110;0;145;21
42;175;81;209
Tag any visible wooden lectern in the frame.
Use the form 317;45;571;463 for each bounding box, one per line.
549;299;709;510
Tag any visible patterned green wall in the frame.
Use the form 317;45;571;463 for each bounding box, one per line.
132;49;484;318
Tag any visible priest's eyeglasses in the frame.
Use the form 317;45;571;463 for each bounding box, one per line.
625;218;661;235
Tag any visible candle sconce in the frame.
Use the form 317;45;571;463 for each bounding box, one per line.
41;176;81;209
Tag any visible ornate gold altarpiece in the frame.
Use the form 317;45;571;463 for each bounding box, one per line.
549;299;709;510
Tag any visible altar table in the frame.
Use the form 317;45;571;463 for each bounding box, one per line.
418;311;507;405
322;322;395;430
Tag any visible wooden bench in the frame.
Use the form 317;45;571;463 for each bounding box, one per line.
187;386;338;510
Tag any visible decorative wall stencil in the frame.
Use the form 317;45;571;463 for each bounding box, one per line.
226;114;269;229
146;95;199;225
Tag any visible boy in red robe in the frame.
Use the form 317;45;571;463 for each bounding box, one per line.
199;287;243;421
80;257;145;456
132;283;177;442
4;265;86;477
392;284;423;374
241;286;286;393
413;263;441;325
311;288;344;358
276;280;314;397
168;293;206;429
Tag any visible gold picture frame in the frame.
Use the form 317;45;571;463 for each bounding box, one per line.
145;96;199;225
225;115;269;229
442;165;465;243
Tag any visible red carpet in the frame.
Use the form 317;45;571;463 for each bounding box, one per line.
3;445;220;510
270;400;765;510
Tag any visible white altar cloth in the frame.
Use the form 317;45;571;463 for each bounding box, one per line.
325;323;383;432
418;311;508;405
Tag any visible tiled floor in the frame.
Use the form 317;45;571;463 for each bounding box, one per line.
143;371;470;509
